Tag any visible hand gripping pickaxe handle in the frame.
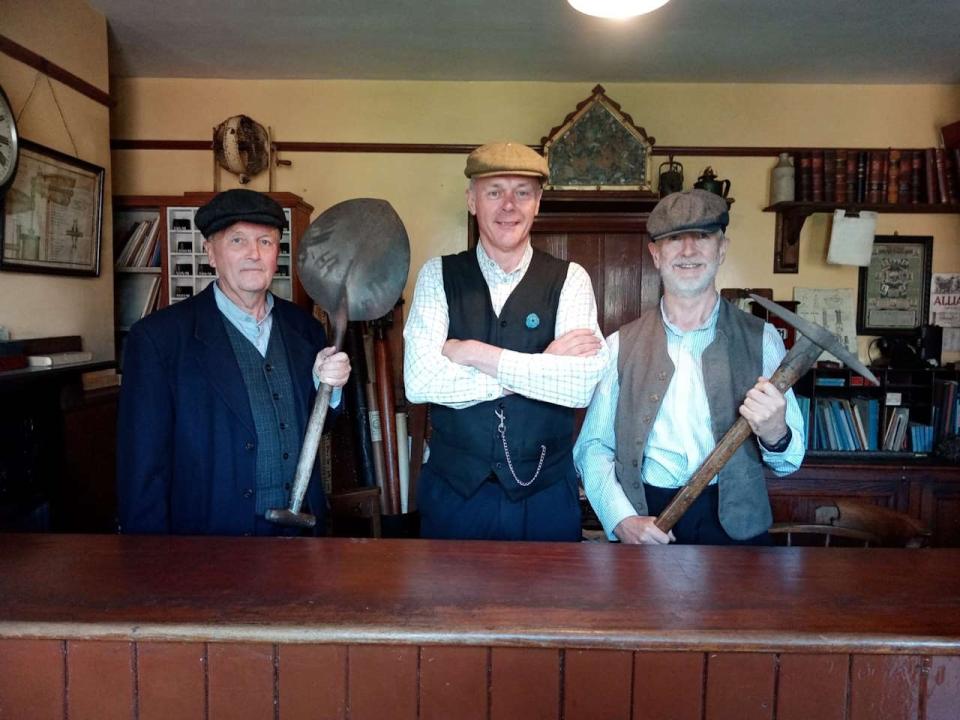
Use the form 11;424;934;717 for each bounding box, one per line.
654;295;878;534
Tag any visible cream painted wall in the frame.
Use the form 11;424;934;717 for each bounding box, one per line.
110;79;960;363
1;0;113;360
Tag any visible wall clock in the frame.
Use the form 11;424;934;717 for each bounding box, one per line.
0;83;20;198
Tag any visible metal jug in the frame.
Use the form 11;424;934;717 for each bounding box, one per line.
694;166;731;198
658;158;684;198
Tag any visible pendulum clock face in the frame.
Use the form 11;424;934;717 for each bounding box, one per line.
0;84;20;198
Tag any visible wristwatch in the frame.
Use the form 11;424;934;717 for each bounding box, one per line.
760;428;792;453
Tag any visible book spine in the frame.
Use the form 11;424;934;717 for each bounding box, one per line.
925;148;938;203
845;151;857;203
856;151;868;202
823;150;836;202
811;151;824;202
945;150;958;204
867;151;882;204
911;150;922;204
886;149;900;204
798;152;812;202
935;148;949;203
897;152;912;205
834;149;848;203
879;150;890;202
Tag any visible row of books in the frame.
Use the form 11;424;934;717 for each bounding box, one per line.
932;379;959;443
793;147;960;205
797;395;936;453
115;218;162;268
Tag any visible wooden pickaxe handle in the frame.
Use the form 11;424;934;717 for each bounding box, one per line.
654;336;822;534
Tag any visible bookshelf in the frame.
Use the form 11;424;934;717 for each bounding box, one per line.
112;193;314;367
793;366;959;456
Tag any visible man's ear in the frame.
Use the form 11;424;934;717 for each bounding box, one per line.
648;240;661;270
465;186;477;216
717;233;730;265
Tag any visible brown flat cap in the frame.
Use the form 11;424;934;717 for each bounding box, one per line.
194;189;287;237
464;142;549;180
647;189;729;241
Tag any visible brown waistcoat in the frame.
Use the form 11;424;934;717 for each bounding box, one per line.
613;298;773;540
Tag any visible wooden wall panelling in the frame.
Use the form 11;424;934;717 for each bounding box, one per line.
704;652;777;720
632;651;705;720
66;640;135;720
278;644;348;720
137;641;206;720
207;642;275;720
849;654;923;720
563;648;633;720
489;647;560;720
0;638;65;720
926;656;960;720
776;653;848;720
419;645;488;720
348;644;419;720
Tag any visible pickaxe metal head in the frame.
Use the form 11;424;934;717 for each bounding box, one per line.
749;293;878;386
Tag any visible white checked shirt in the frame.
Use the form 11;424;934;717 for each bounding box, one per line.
574;298;805;540
404;242;608;409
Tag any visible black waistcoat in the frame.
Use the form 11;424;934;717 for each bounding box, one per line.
428;248;574;501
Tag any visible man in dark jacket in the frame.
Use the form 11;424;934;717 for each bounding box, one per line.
117;189;350;536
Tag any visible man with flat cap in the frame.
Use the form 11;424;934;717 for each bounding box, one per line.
117;189;350;536
404;141;608;541
574;189;804;545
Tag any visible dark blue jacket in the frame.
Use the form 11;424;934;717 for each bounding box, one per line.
117;284;329;536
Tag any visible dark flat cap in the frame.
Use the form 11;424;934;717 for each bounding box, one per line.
194;189;286;237
647;189;729;241
465;141;549;180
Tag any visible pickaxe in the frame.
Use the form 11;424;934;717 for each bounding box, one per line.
654;294;879;534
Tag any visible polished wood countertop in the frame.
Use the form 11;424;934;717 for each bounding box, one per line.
1;533;958;654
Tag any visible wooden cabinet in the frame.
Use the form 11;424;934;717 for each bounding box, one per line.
767;460;960;547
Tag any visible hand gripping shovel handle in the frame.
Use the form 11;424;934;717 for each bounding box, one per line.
266;313;347;529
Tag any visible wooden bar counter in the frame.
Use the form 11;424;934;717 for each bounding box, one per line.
1;534;959;719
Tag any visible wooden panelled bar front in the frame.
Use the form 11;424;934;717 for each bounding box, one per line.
1;535;959;719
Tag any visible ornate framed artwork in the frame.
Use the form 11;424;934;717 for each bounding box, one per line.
857;235;932;335
541;85;655;191
1;139;104;276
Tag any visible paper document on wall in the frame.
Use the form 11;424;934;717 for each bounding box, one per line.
793;288;859;364
826;210;876;266
930;273;960;352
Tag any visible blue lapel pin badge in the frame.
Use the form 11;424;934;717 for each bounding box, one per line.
525;313;540;329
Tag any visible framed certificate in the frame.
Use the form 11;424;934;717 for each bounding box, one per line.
857;235;932;335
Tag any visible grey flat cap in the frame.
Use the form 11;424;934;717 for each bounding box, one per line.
647;189;729;240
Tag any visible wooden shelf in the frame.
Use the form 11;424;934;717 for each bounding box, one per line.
763;201;960;274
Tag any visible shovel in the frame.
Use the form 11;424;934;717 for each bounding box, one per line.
265;198;410;528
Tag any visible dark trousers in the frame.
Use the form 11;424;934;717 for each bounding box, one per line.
418;463;582;541
643;483;772;546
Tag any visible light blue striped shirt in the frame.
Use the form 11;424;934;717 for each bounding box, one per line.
573;298;805;540
213;283;341;407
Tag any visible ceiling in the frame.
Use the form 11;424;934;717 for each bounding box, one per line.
87;0;960;84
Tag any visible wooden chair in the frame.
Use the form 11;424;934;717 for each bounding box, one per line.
770;500;931;548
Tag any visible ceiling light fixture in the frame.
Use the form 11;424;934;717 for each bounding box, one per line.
567;0;671;19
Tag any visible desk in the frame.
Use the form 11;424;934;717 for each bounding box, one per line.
1;534;958;719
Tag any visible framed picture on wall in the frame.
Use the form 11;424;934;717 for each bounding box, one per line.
0;139;104;276
856;235;932;335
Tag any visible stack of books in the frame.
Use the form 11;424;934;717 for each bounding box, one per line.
115;218;162;268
